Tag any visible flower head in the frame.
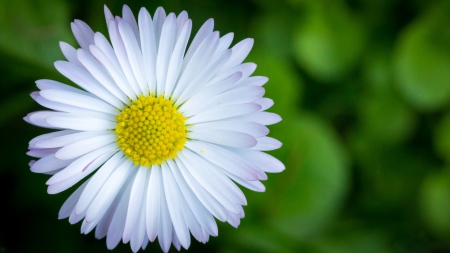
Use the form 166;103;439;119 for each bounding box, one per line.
26;4;284;252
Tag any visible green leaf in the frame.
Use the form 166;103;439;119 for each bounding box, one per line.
393;1;450;111
267;113;350;239
293;1;366;81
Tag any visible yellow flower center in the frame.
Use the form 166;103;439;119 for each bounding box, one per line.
115;94;187;167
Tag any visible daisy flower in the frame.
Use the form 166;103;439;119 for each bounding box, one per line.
25;4;284;252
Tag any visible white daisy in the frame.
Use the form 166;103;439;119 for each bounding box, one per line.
25;4;284;253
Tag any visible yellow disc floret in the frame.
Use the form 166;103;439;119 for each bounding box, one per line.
115;94;187;167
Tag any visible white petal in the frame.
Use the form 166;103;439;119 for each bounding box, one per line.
89;43;136;101
55;134;116;160
29;130;77;148
123;166;148;243
190;120;268;138
176;11;188;40
139;8;158;93
107;174;134;249
172;32;219;101
236;76;268;87
214;32;234;56
158;175;173;253
46;144;117;185
54;61;124;108
71;22;90;51
60;42;85;69
251;137;282;151
58;178;90;219
175;49;232;106
118;19;148;95
27;111;63;129
27;147;59;158
35;131;109;148
74;20;95;45
179;71;240;115
122;5;140;44
210;62;256;84
161;163;190;249
35;79;95;98
130;197;147;253
189;129;256;148
153;7;167;49
182;18;213;70
254;98;274;111
224;169;266;192
85;159;134;223
69;208;86;224
47;151;116;194
46;114;116;131
227;147;285;173
164;19;192;98
30;154;74;173
77;49;129;104
93;32;123;78
226;210;241;228
146;165;161;242
179;151;242;213
156;13;177;96
230;111;282;125
168;160;218;236
108;19;141;96
185;141;257;181
185;103;261;125
218;38;254;73
104;5;114;25
76;152;125;215
211;85;265;106
32;94;114;121
175;157;227;222
172;229;181;251
40;89;118;114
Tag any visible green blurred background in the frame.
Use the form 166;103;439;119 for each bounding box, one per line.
1;0;450;252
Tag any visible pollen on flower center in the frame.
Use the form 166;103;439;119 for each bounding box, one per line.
114;94;187;167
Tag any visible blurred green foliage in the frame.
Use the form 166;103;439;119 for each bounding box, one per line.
1;0;450;252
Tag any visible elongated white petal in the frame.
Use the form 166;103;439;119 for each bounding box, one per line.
164;19;192;98
71;22;90;51
218;38;254;72
26;148;59;158
210;62;256;84
30;155;74;173
60;42;85;69
47;151;115;194
212;85;265;106
189;129;256;148
168;160;218;236
35;131;109;148
191;120;268;138
227;147;285;173
55;134;116;160
85;160;134;223
176;11;188;40
162;163;190;249
175;49;232;106
158;173;173;253
54;61;123;108
107;174;134;249
175;157;227;222
46;114;115;131
236;76;268;86
76;153;125;215
156;13;177;96
77;49;129;104
251;137;282;151
123;166;148;243
119;19;148;95
230;111;282;125
108;19;141;96
254;98;274;111
186;141;257;181
179;71;240;115
47;144;118;185
130;196;147;253
214;32;234;56
104;5;114;25
146;165;161;242
74;20;95;45
58;179;90;219
185;103;262;125
122;5;140;43
153;7;167;49
182;18;214;70
40;89;118;114
29;130;77;148
35;79;94;97
139;7;158;93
